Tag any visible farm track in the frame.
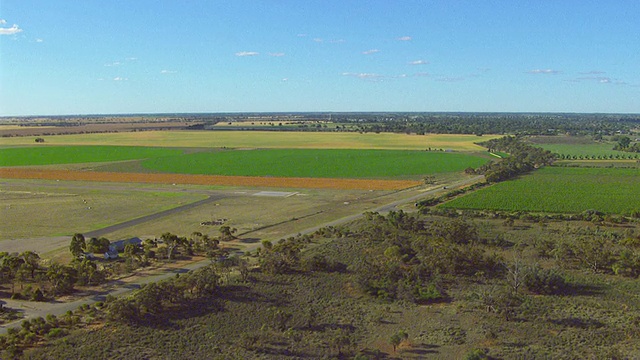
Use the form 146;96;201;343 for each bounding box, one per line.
0;168;421;190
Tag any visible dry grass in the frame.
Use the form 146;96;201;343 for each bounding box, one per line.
0;131;499;151
0;182;207;239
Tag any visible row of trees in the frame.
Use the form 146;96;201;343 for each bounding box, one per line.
472;136;556;183
556;153;640;160
0;250;106;300
1;227;237;302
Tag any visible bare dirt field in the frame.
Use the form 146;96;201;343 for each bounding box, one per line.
0;168;421;190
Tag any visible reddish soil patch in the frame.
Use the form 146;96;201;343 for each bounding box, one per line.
0;168;421;190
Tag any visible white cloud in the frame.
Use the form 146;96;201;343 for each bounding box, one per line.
126;57;138;61
342;72;384;80
576;76;612;83
414;72;430;77
113;77;128;81
362;49;380;55
104;61;121;67
281;78;289;82
297;33;307;37
436;76;465;82
313;38;345;44
160;70;177;74
397;36;412;41
269;52;285;57
36;38;43;43
0;19;6;24
235;51;259;57
409;60;429;65
527;69;560;74
0;24;23;35
572;73;630;86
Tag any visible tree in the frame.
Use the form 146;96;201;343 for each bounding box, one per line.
46;263;77;295
616;136;632;149
505;256;525;295
135;282;163;315
69;233;86;258
0;253;22;295
331;328;355;356
237;256;251;282
219;226;237;241
87;237;110;254
124;243;144;263
258;238;304;274
107;297;140;324
160;232;187;260
389;330;408;352
73;259;105;286
190;265;220;297
19;251;40;279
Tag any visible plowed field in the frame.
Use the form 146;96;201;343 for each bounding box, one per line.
0;168;421;190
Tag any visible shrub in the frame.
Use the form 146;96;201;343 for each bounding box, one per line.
464;348;489;360
416;283;445;303
524;266;568;295
45;328;68;339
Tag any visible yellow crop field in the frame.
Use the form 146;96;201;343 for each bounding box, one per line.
0;131;499;151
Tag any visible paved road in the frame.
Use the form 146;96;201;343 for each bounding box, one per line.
0;175;483;334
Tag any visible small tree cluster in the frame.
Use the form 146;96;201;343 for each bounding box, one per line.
257;236;307;274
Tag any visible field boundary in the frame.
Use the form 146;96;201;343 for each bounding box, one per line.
0;168;421;190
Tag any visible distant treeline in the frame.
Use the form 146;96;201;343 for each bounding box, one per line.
330;113;639;136
5;112;638;136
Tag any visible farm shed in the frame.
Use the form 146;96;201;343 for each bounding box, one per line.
104;237;143;259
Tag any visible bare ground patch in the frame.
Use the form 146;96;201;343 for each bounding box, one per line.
0;168;421;190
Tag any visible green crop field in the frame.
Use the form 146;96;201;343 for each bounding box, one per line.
440;167;640;214
0;146;183;167
0;146;488;179
538;143;633;158
0;130;499;151
140;149;489;178
527;136;633;158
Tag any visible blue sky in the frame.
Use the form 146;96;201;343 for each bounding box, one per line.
1;1;639;116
